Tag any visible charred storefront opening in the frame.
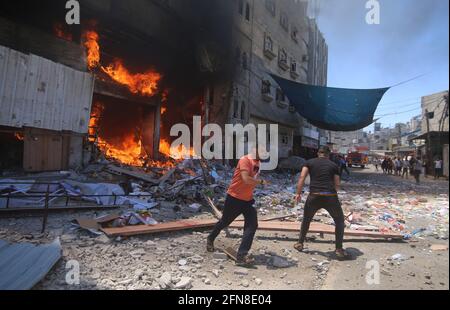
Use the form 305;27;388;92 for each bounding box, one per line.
0;0;234;172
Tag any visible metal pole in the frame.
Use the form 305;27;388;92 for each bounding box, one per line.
425;109;433;177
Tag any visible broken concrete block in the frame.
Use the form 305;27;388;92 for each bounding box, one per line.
175;277;192;289
234;268;249;276
211;269;220;278
157;272;172;289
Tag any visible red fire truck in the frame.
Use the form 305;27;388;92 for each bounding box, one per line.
346;151;369;168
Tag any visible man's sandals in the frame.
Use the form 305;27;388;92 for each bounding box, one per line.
294;243;352;260
236;255;256;267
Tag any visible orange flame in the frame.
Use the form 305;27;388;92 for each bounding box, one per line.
83;30;161;97
101;60;161;97
54;22;73;41
84;31;100;70
159;139;197;160
14;132;24;141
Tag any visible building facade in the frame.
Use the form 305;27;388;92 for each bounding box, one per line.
229;0;329;160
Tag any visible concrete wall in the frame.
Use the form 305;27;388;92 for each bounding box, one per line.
421;90;449;132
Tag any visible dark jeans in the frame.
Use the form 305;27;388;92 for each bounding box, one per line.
435;168;443;179
402;168;409;178
299;195;345;250
208;195;258;257
340;165;350;176
413;170;421;184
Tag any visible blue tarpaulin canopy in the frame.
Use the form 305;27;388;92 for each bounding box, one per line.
271;74;390;132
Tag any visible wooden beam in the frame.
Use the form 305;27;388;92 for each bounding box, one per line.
101;218;404;240
102;219;217;236
106;165;159;184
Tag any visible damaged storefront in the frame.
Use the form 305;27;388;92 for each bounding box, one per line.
0;0;235;173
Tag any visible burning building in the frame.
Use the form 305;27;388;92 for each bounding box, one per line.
0;0;235;172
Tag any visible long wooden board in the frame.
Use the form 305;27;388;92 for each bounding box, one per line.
106;165;159;184
101;219;403;240
102;219;218;236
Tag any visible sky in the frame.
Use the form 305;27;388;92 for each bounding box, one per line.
310;0;449;132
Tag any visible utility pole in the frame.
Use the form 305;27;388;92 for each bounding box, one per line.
425;109;433;177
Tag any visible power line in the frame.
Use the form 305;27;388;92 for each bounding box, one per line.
376;101;421;110
375;107;422;118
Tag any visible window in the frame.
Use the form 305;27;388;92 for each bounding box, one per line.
276;88;285;102
290;59;297;73
280;12;289;32
278;48;288;68
242;52;248;70
264;34;273;53
265;0;276;16
262;80;271;94
238;0;243;15
245;3;251;21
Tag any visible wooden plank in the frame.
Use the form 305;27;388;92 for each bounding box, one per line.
106;165;159;184
101;219;218;237
101;218;403;240
229;221;403;239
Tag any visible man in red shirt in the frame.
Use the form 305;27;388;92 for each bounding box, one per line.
207;150;266;266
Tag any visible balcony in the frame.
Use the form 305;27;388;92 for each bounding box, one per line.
264;48;277;60
290;70;299;80
262;93;274;103
278;59;289;71
277;99;289;109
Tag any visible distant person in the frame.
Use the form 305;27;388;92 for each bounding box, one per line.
395;157;402;176
434;158;443;180
374;158;381;171
402;157;410;179
387;158;394;175
294;146;351;260
413;157;423;184
381;158;388;174
422;159;429;178
339;156;350;177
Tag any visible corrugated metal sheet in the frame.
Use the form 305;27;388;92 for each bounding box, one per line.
0;45;94;133
0;238;62;290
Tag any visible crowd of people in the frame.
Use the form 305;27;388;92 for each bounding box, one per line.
374;155;445;184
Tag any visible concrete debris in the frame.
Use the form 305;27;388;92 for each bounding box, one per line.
271;256;294;268
234;268;249;276
175;277;192;289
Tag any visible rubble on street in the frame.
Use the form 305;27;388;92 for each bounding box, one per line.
0;160;448;290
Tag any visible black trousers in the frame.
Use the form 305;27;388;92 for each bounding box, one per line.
208;195;258;257
299;195;345;250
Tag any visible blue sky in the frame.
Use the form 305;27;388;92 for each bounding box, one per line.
311;0;449;132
